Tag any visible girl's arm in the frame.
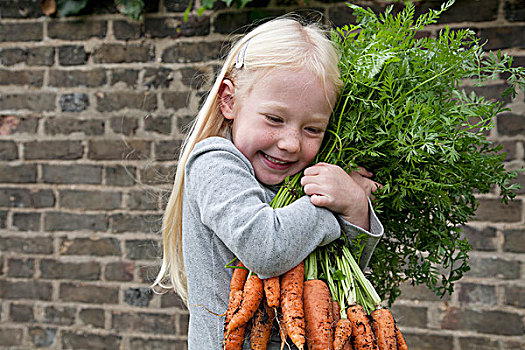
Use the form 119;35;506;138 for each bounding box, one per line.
186;137;383;277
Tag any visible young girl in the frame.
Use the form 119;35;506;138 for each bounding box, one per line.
154;17;384;349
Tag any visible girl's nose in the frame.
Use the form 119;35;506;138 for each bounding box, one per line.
277;131;300;153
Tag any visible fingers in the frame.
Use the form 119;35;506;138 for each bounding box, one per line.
356;166;373;178
309;194;330;207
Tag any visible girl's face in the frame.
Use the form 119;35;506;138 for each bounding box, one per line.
220;68;335;185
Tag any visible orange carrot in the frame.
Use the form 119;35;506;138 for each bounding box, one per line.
225;290;243;324
280;262;306;350
370;308;397;350
347;304;378;350
231;261;249;291
250;301;275;350
332;301;341;325
333;318;353;350
303;279;334;350
224;261;249;350
263;276;280;308
224;324;247;350
226;274;264;334
394;324;408;350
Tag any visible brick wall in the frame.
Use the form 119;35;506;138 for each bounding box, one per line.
0;0;523;349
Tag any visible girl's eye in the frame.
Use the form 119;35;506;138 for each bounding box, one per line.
265;115;283;123
305;127;323;134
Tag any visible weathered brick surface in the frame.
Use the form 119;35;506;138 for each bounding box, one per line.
48;20;107;40
0;1;524;348
60;283;119;304
29;327;57;347
441;307;524;335
45;212;108;231
93;43;155;63
59;237;120;256
24;140;84;160
112;311;175;334
42;164;103;184
58;45;88;66
40;260;101;280
7;258;35;278
0;92;56;111
0;22;43;42
49;69;107;87
78;308;105;328
61;331;121;349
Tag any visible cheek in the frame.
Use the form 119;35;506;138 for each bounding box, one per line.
302;139;323;162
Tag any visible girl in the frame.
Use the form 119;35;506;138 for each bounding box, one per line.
154;17;384;349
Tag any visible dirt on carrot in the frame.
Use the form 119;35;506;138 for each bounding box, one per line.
394;324;408;350
224;324;248;350
263;276;280;308
280;262;306;350
333;318;352;350
250;300;276;350
226;274;264;334
347;304;378;350
370;308;397;350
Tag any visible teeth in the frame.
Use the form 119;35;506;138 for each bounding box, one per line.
264;154;288;164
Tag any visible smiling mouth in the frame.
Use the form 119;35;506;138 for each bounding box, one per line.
262;153;293;165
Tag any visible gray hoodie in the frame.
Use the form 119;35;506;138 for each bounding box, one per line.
182;137;384;349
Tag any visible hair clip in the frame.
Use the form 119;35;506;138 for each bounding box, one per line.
235;39;250;69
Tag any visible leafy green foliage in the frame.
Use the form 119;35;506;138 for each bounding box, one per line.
115;0;144;20
319;0;525;304
56;0;89;16
55;0;143;18
185;0;254;21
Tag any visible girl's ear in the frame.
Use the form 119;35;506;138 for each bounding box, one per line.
219;79;235;120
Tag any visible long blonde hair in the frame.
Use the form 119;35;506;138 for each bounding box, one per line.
153;16;342;305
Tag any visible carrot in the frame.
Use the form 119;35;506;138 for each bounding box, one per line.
224;261;249;350
333;318;353;350
370;308;397;350
347;304;378;350
225;290;243;324
303;279;334;350
231;260;249;291
224;324;247;350
250;300;275;350
331;303;354;350
394;324;408;350
226;274;264;334
332;300;341;324
263;276;280;308
280;261;306;350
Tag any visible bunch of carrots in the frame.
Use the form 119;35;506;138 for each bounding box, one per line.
223;246;408;350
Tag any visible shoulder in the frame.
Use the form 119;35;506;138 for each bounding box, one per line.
186;136;254;178
191;137;240;158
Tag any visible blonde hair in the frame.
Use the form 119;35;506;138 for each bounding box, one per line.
153;16;342;305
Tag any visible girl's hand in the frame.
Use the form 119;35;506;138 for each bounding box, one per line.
300;163;381;231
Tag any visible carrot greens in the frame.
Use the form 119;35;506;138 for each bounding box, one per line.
271;0;525;305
